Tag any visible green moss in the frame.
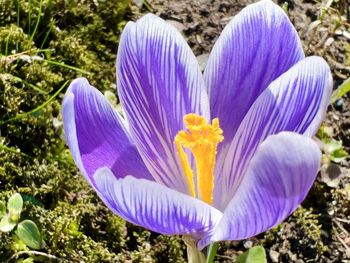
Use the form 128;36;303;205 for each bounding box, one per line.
331;183;350;220
0;0;144;261
153;235;186;263
0;232;15;259
262;204;327;261
25;198;119;262
292;206;326;253
0;24;33;55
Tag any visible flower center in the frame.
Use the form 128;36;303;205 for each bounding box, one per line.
174;113;224;205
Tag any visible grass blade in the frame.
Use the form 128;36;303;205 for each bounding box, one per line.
331;77;350;103
0;80;69;125
44;59;91;74
29;0;43;44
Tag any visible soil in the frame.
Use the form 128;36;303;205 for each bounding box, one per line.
138;0;350;262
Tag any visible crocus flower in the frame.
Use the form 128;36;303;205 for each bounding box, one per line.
62;0;332;250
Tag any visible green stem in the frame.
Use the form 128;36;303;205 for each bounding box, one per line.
16;0;20;27
40;20;54;49
183;236;206;263
0;144;31;158
5;31;11;56
16;0;20;51
29;0;43;44
206;242;218;263
28;0;31;35
44;59;91;74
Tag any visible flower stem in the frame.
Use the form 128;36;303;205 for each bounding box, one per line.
183;236;206;263
206;242;218;263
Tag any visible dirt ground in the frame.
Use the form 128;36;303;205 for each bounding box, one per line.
138;0;350;262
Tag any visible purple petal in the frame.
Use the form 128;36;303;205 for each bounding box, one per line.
205;0;304;146
116;14;209;194
94;167;222;237
214;56;332;209
199;132;321;249
62;78;153;184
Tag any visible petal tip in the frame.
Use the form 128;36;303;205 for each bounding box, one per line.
70;77;90;88
65;77;91;97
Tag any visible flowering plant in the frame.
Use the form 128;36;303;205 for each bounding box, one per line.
62;0;331;261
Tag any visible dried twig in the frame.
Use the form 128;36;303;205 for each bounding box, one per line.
5;250;65;263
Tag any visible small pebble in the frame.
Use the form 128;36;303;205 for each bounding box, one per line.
328;209;335;216
243;240;253;249
166;20;186;33
332;113;340;121
324;37;334;47
269;250;280;263
335;98;344;111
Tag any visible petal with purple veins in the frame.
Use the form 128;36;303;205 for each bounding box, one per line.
199;132;321;249
214;56;332;209
62;78;153;185
94;167;222;237
117;14;209;194
205;0;304;148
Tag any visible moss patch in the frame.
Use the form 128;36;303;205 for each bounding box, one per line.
0;0;185;261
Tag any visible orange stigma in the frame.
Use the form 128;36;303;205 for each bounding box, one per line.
174;114;223;205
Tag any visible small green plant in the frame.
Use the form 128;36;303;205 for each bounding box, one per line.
0;193;45;250
236;246;267;263
317;126;348;163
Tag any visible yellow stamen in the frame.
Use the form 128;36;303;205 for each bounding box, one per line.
174;114;224;205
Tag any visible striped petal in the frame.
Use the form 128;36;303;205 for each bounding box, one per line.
205;0;304;149
214;56;332;209
62;78;153;185
94;167;222;237
116;14;209;194
199;132;321;249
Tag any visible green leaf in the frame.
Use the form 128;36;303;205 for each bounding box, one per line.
331;148;348;163
0;216;17;232
8;193;23;222
0;201;6;218
316;125;332;141
16;220;45;249
331;77;350;103
236;246;267;263
324;139;343;154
